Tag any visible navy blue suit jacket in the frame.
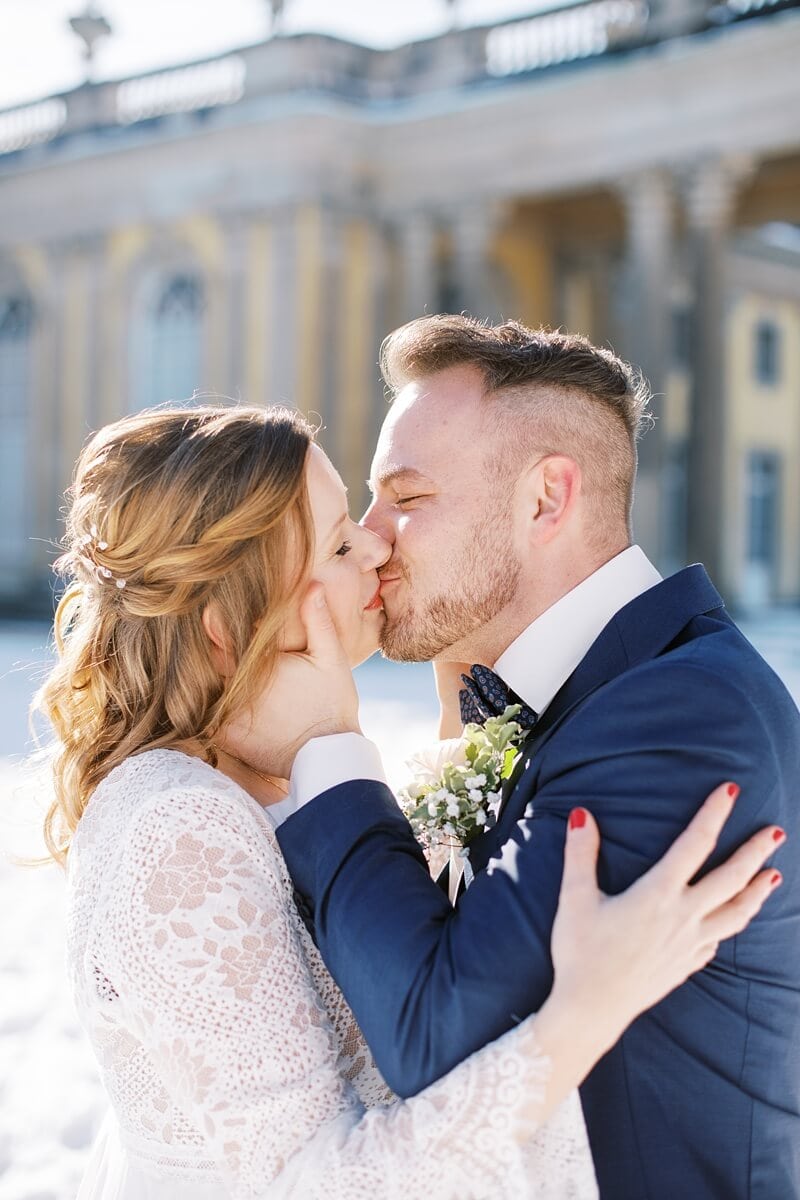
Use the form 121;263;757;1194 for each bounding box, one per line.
277;567;800;1199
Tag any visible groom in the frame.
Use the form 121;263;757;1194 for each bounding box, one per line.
276;316;800;1198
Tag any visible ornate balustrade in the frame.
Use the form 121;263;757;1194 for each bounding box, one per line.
0;0;797;159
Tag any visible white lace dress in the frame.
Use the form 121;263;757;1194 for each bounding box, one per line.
66;749;597;1199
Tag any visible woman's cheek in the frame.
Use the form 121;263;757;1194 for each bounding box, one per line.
278;602;307;652
331;576;364;658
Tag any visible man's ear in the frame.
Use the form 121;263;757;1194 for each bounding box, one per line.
201;602;234;678
522;454;582;545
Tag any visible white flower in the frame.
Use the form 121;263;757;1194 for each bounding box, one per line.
405;738;470;786
402;710;525;852
464;774;487;789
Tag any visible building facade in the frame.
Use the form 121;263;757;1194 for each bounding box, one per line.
1;0;800;610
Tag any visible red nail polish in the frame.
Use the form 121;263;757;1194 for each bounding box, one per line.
727;783;740;800
569;808;587;831
771;872;783;887
772;828;786;843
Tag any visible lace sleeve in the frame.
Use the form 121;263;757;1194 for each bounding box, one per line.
97;783;555;1200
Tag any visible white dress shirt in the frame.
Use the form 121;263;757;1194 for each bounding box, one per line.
494;544;662;717
273;546;662;827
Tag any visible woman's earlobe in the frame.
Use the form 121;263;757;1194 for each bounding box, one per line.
202;603;233;678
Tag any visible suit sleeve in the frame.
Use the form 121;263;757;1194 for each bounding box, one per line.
276;658;781;1098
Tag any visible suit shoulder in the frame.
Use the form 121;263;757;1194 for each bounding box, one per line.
558;637;797;755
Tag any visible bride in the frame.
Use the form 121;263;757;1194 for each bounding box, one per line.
35;403;782;1200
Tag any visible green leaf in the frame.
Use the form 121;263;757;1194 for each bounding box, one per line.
501;747;520;778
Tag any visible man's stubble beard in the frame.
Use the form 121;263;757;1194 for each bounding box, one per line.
379;505;522;663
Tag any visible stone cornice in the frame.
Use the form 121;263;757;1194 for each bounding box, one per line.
0;8;797;245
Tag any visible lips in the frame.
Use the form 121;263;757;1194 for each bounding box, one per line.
364;584;383;611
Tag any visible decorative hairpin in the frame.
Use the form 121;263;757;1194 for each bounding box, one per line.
79;524;127;589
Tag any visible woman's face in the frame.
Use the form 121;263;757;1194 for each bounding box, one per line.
297;445;391;666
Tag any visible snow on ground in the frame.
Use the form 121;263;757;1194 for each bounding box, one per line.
0;612;798;1200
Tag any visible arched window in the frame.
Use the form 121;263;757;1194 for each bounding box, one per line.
0;294;33;575
132;271;205;410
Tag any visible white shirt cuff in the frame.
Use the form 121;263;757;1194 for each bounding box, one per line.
271;733;388;828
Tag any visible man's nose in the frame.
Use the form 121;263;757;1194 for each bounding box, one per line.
361;500;395;544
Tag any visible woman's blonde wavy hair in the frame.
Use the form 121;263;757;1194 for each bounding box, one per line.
32;403;315;865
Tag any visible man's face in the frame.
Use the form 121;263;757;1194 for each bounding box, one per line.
362;364;521;662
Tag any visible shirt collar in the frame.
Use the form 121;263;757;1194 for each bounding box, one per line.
493;545;662;717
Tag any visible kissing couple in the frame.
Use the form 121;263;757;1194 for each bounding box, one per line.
40;315;799;1199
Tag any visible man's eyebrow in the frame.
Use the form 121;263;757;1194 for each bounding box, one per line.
369;467;433;491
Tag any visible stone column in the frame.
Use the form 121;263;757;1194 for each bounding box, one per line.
293;203;342;431
49;238;94;496
83;234;109;436
448;201;507;320
242;216;273;408
318;205;345;439
682;155;753;594
397;212;437;322
223;214;250;400
15;248;54;592
269;206;298;410
618;169;674;565
335;216;388;513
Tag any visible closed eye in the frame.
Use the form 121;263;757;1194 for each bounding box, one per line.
335;541;353;557
395;495;424;507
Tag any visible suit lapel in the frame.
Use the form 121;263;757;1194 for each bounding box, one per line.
468;566;727;875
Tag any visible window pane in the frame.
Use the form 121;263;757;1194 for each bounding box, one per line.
0;294;32;573
671;308;691;369
754;321;780;385
0;296;33;342
746;451;779;566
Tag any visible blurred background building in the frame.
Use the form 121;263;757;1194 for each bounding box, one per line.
0;0;799;612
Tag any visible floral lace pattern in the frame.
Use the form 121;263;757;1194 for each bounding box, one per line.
67;749;596;1199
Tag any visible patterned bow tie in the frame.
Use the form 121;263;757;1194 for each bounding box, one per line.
459;664;538;730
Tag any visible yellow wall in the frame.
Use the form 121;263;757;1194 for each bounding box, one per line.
494;216;555;328
295;204;324;422
104;225;149;422
61;250;90;484
725;293;800;599
336;218;375;508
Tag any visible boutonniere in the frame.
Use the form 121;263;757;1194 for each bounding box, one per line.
399;706;525;854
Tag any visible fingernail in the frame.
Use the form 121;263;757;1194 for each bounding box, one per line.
771;872;783;887
727;783;740;800
772;828;786;844
569;808;587;831
314;589;326;608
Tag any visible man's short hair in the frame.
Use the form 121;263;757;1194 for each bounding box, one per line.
380;314;651;536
